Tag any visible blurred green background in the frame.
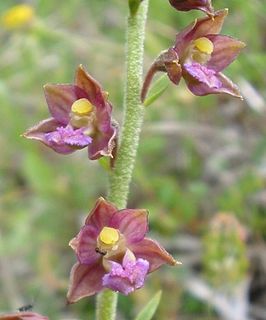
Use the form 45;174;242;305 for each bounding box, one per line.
0;0;266;319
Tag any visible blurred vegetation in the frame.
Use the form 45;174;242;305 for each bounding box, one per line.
0;0;266;319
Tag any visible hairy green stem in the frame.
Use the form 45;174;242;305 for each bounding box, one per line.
108;0;149;209
96;1;149;319
96;289;118;320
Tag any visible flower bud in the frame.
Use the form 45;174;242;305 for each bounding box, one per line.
169;0;214;16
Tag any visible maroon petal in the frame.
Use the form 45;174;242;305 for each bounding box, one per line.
23;118;75;154
85;198;118;231
169;0;214;16
206;34;246;72
157;48;182;85
75;65;106;108
129;238;179;273
165;60;182;85
67;261;105;303
70;224;100;265
109;209;148;244
88;122;117;160
174;9;228;56
0;312;48;320
44;84;87;124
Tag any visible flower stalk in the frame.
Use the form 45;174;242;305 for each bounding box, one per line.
108;0;149;210
96;0;149;319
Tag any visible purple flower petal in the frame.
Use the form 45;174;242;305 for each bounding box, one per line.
109;209;148;244
67;261;105;303
206;35;246;72
44;84;87;124
129;238;178;272
102;251;149;295
45;126;92;148
183;64;242;97
70;224;100;265
183;62;222;89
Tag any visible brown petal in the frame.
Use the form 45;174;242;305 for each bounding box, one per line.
156;48;182;85
44;84;87;124
129;238;180;272
0;312;48;320
23;118;75;154
23;118;60;140
88;122;117;160
67;262;105;303
214;72;243;98
85;198;118;230
206;34;246;72
75;65;106;108
109;209;148;244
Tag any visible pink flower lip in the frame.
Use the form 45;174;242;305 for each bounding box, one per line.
102;250;150;295
169;0;214;16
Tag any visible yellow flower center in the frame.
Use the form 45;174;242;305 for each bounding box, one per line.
193;37;214;55
99;227;119;246
1;4;34;29
71;98;94;116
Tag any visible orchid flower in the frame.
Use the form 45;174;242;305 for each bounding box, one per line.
142;10;245;100
24;65;117;160
67;198;180;303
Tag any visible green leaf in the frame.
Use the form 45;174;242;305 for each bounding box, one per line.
98;156;111;172
134;291;162;320
143;74;169;107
